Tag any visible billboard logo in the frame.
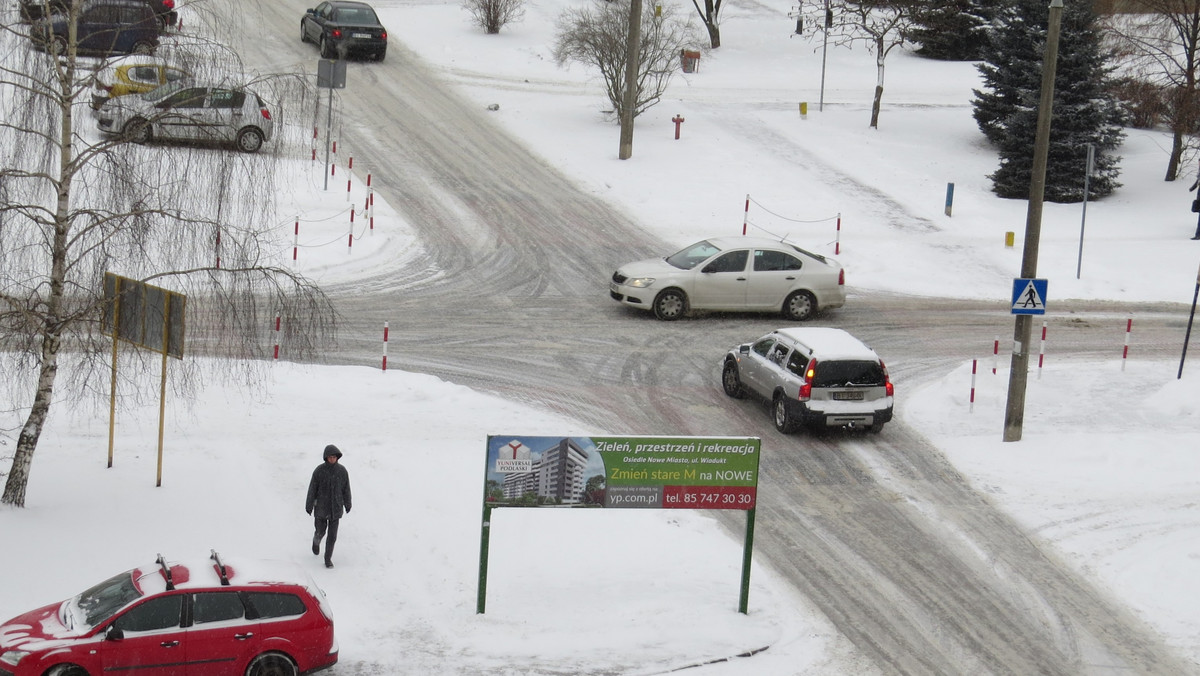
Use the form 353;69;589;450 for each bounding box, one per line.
494;439;533;473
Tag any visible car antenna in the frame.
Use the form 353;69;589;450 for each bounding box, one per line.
210;549;230;586
155;553;175;590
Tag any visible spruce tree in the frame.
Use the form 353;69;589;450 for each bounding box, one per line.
973;0;1125;202
907;0;996;61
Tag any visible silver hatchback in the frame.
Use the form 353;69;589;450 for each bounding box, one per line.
96;82;274;153
721;327;894;434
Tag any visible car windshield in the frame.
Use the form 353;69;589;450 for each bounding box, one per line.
665;240;721;270
140;81;186;102
68;570;143;629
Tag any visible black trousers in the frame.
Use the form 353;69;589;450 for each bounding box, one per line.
313;517;340;562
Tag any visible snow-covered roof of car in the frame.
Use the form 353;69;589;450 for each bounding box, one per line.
132;555;320;595
707;236;806;251
771;327;881;360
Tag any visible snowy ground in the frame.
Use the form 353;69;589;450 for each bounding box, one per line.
2;0;1199;673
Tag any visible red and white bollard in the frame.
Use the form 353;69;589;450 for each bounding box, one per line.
835;213;842;255
273;315;281;360
215;228;222;269
1122;318;1132;371
969;359;977;412
992;336;1000;375
382;322;389;371
1037;321;1047;378
311;127;318;162
292;218;299;264
331;141;337;176
742;194;749;236
347;207;355;252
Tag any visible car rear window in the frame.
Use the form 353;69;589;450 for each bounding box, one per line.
245;592;306;619
812;360;885;388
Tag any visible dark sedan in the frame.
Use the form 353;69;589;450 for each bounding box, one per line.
300;0;387;62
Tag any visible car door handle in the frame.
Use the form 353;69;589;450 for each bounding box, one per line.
234;633;254;640
160;641;180;648
736;277;747;281
785;276;796;280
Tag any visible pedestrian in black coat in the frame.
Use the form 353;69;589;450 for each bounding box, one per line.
306;444;352;568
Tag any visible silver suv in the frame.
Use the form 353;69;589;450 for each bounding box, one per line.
721;327;894;434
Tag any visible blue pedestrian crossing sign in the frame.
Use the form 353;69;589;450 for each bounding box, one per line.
1011;278;1048;315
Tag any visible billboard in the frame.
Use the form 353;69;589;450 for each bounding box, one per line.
483;435;760;510
102;272;186;358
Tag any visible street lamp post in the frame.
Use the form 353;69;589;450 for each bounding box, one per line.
1003;0;1063;442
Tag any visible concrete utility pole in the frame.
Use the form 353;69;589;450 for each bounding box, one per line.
1004;0;1063;442
618;0;642;160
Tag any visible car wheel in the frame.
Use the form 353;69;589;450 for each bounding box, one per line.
870;421;885;434
782;290;817;322
300;20;308;43
122;118;151;144
131;40;154;55
773;395;797;434
721;360;745;399
319;35;333;59
653;289;686;321
245;652;297;676
376;49;386;62
235;127;264;153
47;665;89;676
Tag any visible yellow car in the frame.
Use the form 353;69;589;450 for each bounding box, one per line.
91;56;190;110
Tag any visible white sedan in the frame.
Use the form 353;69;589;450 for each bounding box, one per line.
609;237;846;321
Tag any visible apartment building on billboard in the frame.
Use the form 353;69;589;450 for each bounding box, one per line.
500;438;588;504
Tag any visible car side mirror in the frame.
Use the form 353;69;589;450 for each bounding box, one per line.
306;7;316;14
739;345;750;355
105;625;124;642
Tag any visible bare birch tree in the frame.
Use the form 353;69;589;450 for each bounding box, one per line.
1106;6;1200;181
804;0;917;128
0;5;336;507
553;0;700;122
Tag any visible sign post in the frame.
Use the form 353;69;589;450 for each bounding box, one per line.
316;59;346;191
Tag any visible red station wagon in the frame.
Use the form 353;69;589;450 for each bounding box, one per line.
0;552;337;676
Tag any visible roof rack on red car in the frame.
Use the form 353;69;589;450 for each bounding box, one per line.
210;549;231;586
155;553;175;590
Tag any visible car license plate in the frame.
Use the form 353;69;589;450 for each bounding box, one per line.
353;32;372;38
832;391;864;401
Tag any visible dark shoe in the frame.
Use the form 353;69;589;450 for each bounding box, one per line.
324;560;334;568
1192;236;1200;240
312;540;320;556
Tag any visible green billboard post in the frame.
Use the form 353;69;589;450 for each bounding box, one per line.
477;435;761;614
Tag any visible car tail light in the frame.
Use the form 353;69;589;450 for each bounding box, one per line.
162;0;173;7
331;28;342;38
881;360;894;396
798;359;815;401
838;269;845;286
260;107;271;121
381;30;387;40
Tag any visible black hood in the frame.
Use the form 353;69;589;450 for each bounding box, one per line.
323;444;343;459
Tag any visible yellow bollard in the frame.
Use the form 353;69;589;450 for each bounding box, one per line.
1005;231;1015;247
800;102;808;118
